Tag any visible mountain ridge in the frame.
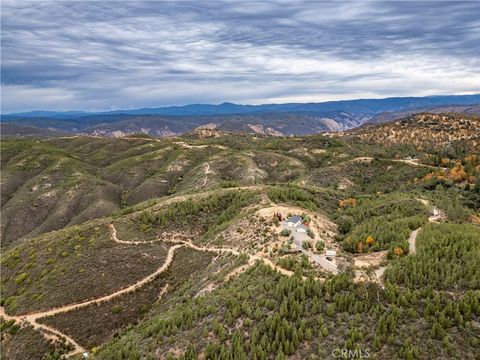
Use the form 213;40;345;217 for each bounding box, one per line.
2;94;479;139
4;94;479;118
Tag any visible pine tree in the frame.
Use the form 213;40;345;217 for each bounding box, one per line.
275;349;287;360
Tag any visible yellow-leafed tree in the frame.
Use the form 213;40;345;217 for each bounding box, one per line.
366;236;374;247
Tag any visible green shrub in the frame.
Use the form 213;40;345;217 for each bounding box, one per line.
267;185;317;210
280;229;291;237
15;273;28;285
307;228;315;239
8;324;20;335
219;180;240;188
111;305;124;314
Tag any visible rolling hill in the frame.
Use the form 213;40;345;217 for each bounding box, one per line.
345;113;480;152
366;104;480;124
1;116;479;360
1;127;441;248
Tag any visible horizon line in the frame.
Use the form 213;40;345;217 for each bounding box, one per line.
2;93;479;116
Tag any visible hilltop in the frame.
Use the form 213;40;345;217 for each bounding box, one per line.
344;113;480;152
366;104;480;124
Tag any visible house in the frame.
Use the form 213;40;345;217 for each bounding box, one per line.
284;215;303;228
296;224;308;233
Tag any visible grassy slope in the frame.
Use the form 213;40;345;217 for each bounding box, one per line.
39;247;225;349
1;134;433;247
1;222;171;314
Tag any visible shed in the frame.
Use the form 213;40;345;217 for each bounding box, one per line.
296;224;308;233
325;250;336;257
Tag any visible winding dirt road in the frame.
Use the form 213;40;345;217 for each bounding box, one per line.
0;243;183;357
1;223;301;358
349;156;447;171
355;200;444;285
0;307;86;357
407;203;444;255
109;224;296;277
6;197;440;356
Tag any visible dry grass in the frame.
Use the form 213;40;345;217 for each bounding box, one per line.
1;222;171;315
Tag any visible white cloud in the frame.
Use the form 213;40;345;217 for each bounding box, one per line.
1;0;479;112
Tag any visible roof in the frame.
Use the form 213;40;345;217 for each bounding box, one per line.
287;215;302;223
297;224;308;230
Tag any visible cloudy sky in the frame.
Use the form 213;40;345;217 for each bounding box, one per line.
1;0;479;113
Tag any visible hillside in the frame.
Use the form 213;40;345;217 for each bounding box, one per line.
367;104;480;124
1;133;436;247
1;128;479;360
0;123;66;138
345;113;480;152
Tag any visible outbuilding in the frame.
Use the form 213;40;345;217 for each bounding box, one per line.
296;224;308;233
325;250;336;257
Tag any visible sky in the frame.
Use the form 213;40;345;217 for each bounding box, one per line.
1;0;479;113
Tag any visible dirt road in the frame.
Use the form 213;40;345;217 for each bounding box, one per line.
349;156;447;170
356;201;445;284
1;242;183;358
203;162;211;186
0;219;326;357
408;228;420;254
0;307;86;357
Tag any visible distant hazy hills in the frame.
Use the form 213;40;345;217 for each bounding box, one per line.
2;94;479;137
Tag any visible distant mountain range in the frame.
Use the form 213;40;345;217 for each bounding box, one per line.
2;94;479;137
